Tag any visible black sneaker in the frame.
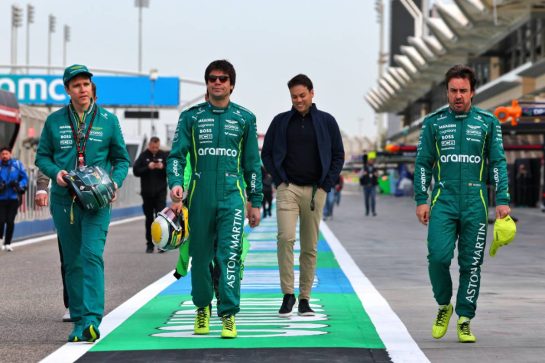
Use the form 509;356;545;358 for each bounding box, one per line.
278;294;296;317
298;299;315;316
146;246;154;253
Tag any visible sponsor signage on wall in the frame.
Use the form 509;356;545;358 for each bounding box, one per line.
0;74;180;107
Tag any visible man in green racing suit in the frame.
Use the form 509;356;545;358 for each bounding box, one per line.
414;65;510;343
168;60;262;339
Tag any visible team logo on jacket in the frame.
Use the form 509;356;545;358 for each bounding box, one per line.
440;154;481;163
466;124;482;137
197;147;238;157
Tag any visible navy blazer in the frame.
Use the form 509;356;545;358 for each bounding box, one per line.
261;104;344;192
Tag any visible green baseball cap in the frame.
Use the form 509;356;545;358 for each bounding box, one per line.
63;64;93;85
489;215;517;257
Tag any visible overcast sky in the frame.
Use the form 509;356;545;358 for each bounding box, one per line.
0;0;382;138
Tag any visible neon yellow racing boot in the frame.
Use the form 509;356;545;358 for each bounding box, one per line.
457;316;477;343
194;306;210;335
432;303;453;339
221;314;237;338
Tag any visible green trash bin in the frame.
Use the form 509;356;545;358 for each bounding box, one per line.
378;175;390;194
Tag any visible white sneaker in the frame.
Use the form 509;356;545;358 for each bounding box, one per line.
0;245;4;251
62;309;72;322
5;245;13;252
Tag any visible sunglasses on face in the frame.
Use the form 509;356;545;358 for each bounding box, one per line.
208;75;229;83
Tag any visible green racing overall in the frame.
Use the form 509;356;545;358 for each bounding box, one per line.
414;106;510;319
167;101;262;317
35;102;129;333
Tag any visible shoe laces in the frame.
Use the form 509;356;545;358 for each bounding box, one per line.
435;307;449;326
222;315;235;331
196;308;208;329
459;321;472;336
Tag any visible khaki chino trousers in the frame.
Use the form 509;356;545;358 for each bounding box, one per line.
276;183;326;300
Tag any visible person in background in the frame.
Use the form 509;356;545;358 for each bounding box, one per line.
261;74;344;317
133;137;169;253
0;147;28;252
35;170;72;322
515;163;531;206
334;174;344;206
262;166;274;218
360;157;378;216
323;175;339;221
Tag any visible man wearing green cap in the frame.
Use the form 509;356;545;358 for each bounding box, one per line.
414;64;511;343
36;64;130;343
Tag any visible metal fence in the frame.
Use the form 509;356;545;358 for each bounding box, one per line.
15;168;142;223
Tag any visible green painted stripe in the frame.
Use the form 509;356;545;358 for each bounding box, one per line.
90;292;384;351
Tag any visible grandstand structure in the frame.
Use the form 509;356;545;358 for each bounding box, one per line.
366;0;545;208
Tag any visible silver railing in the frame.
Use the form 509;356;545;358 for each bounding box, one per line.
15;168;142;223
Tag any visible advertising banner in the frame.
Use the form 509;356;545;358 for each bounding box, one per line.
0;74;179;107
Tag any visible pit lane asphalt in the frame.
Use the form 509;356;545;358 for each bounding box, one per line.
1;184;544;363
326;184;545;363
0;216;179;363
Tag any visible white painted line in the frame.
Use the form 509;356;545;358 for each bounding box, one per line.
320;222;430;363
12;216;144;249
40;271;176;363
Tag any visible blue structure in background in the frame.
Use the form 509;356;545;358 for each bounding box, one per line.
13;205;142;241
0;74;180;107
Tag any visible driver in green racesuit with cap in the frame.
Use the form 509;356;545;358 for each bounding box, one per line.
35;64;129;343
168;59;262;339
414;65;511;343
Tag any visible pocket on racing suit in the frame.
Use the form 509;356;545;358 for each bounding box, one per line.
224;172;245;198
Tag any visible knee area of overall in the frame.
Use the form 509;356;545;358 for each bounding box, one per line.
427;254;452;266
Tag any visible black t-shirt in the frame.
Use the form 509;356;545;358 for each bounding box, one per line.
283;111;322;185
132;149;169;197
360;165;378;187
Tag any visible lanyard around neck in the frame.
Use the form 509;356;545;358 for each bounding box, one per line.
67;104;98;168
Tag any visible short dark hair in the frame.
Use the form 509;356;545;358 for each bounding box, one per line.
445;65;477;91
205;60;236;88
0;146;11;153
149;136;160;144
287;74;313;91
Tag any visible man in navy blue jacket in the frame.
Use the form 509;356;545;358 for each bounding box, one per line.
261;74;344;317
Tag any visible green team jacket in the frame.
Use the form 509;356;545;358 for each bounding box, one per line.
35;103;130;203
414;106;510;206
167;101;263;208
